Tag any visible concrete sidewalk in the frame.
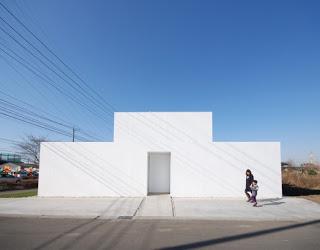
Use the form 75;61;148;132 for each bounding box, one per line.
0;196;319;221
0;197;143;219
136;195;173;217
173;197;320;221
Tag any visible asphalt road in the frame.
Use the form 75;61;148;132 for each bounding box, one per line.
0;217;319;250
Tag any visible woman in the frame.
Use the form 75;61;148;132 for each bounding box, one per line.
245;169;254;201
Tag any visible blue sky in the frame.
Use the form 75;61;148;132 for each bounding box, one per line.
0;0;319;163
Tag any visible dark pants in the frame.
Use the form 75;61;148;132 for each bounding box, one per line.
249;195;257;204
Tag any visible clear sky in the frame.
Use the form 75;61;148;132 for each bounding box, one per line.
0;0;319;164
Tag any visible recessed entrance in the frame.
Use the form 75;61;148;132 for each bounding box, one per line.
148;152;170;194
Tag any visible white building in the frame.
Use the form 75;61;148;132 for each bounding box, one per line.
39;112;282;198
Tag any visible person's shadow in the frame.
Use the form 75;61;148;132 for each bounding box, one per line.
258;198;286;207
261;201;285;206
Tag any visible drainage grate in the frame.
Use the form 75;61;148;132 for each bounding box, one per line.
117;216;133;220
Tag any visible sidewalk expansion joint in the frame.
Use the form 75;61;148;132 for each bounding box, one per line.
170;196;176;217
133;197;145;217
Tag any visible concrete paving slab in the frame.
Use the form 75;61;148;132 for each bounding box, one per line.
0;196;319;221
136;194;173;216
173;197;320;221
0;197;143;219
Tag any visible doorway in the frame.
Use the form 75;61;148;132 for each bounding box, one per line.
148;152;170;194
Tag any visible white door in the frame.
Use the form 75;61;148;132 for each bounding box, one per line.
148;152;170;194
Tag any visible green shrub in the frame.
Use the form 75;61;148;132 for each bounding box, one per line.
308;169;318;175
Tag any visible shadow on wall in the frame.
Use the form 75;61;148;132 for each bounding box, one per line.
282;184;320;196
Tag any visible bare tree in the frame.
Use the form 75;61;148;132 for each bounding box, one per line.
17;135;47;164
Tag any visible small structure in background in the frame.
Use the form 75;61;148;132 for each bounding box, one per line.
0;151;39;190
302;151;320;171
0;153;21;164
0;162;39;176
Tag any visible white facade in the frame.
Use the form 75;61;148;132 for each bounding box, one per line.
39;112;282;198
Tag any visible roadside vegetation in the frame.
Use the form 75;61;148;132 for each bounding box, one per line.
282;163;320;203
0;189;37;198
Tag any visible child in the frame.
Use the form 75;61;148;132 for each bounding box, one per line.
249;180;259;207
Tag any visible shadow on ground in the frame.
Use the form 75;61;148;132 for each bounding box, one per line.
159;219;320;250
257;198;285;206
282;184;320;196
261;201;285;206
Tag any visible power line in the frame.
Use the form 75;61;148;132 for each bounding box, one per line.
0;4;123;141
0;1;117;112
0;56;108;140
0;101;97;141
0;2;213;150
0;111;72;138
0;90;102;141
0;15;115;120
0;137;20;143
1;2;258;164
1;2;191;143
0;46;114;133
0;40;112;123
0;88;74;129
0;97;102;142
0;6;121;139
0;98;73;129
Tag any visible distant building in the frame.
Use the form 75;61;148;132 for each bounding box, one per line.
0;153;21;164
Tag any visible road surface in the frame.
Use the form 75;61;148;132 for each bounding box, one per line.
0;217;319;250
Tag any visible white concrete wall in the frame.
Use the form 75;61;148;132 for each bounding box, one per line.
170;142;281;198
38;142;147;197
114;112;213;145
39;112;282;198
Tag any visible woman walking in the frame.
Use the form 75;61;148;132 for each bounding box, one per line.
245;169;254;201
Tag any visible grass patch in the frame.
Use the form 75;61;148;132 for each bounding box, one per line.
282;167;320;203
282;168;320;190
0;189;37;198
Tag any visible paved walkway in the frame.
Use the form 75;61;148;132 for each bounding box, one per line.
0;196;319;221
136;195;173;217
173;197;320;221
0;197;142;219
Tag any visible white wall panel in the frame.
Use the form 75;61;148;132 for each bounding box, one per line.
39;112;281;198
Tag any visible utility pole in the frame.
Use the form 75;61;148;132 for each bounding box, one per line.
72;127;75;142
309;151;315;164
